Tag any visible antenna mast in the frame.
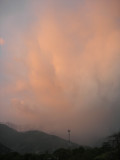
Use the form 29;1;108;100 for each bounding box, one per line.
68;129;71;145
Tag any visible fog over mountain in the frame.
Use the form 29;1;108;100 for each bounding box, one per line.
0;0;120;145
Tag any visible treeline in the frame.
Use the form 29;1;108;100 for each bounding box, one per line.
0;132;120;160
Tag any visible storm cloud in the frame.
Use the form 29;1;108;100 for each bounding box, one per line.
0;0;120;145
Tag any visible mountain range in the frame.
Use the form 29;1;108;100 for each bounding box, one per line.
0;123;78;154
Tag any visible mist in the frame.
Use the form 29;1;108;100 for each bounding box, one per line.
0;0;120;145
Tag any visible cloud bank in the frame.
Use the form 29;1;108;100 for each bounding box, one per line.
0;0;120;145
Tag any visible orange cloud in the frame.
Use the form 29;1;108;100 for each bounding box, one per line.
0;38;4;45
0;0;120;145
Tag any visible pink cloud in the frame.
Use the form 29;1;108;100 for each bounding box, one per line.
0;38;4;45
0;0;120;145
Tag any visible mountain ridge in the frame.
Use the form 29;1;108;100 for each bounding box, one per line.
0;123;78;153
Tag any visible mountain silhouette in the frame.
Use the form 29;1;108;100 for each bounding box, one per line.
0;123;78;153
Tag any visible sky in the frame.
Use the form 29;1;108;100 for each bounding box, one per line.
0;0;120;145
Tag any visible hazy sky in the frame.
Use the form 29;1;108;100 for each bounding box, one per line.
0;0;120;145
